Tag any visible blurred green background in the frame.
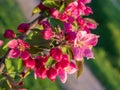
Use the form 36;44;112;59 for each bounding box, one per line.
0;0;120;90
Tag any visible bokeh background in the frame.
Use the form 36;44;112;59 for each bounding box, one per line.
0;0;120;90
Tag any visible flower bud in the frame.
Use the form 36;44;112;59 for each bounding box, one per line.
18;23;29;33
37;66;47;79
65;31;76;43
38;2;47;10
50;48;62;61
4;29;15;39
24;57;35;69
47;68;57;81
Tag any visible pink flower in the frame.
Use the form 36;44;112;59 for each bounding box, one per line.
17;39;30;49
59;13;68;21
73;47;83;61
0;40;3;46
58;62;77;83
74;31;99;47
9;48;20;58
83;47;94;59
84;6;93;15
4;29;15;39
42;28;53;40
50;48;62;61
18;23;29;33
65;31;76;43
24;57;35;69
47;67;57;81
64;22;72;33
7;39;18;49
78;0;91;4
77;17;85;26
20;50;30;60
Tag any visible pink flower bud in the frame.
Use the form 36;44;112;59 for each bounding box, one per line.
59;13;68;21
65;31;76;42
24;57;35;69
49;8;60;19
7;39;18;49
21;50;30;60
47;68;57;81
77;17;85;26
18;23;29;33
37;66;47;79
0;40;3;47
50;48;62;61
9;48;20;58
4;29;15;39
38;2;47;10
42;29;53;40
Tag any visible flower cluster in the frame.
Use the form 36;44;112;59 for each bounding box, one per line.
1;0;99;87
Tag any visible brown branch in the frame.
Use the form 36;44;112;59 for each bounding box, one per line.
0;15;45;67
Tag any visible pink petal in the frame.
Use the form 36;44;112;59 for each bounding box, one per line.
0;40;3;46
21;50;30;60
83;47;94;59
58;69;67;83
9;48;20;58
66;62;77;74
73;47;83;61
8;39;18;49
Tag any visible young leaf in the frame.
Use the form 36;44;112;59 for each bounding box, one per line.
45;57;55;68
32;6;41;16
17;58;23;72
43;0;60;8
76;60;84;79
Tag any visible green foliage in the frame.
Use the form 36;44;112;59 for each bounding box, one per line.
86;0;120;89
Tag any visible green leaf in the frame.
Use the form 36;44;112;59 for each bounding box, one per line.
32;6;41;16
61;46;67;54
28;45;42;54
76;60;84;79
67;47;73;60
17;58;23;72
59;3;65;12
45;57;55;68
5;59;15;78
0;79;11;90
49;18;64;29
43;0;60;8
27;31;50;49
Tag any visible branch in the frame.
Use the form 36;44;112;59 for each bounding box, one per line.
0;15;45;67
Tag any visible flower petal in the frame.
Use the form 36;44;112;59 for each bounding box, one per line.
58;69;67;83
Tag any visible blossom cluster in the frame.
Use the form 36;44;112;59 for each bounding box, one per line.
1;0;99;85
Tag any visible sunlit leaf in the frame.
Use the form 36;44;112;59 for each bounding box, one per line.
45;57;55;68
32;6;41;16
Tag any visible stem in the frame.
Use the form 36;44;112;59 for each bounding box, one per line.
0;15;45;67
